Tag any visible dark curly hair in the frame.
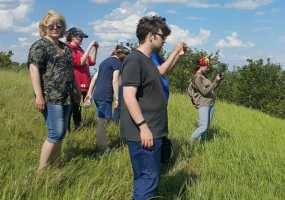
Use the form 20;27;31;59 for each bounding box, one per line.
136;15;171;44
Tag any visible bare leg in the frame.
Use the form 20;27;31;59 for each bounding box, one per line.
38;140;62;171
96;118;109;151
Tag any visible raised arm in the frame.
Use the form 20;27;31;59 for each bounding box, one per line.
158;42;186;75
88;42;99;66
194;75;221;96
80;41;98;66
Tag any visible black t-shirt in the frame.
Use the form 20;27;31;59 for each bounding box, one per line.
120;49;168;141
93;56;121;102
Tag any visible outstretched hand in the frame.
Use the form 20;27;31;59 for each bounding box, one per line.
175;42;187;56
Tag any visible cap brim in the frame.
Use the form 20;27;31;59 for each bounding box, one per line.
80;33;88;38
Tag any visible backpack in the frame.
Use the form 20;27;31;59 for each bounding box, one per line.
187;79;199;107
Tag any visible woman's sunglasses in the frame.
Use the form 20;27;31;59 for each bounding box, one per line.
47;23;63;30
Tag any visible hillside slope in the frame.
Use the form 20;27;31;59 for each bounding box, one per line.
0;70;284;200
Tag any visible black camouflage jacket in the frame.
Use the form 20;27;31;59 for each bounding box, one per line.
28;38;80;105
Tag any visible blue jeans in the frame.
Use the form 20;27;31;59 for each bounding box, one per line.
94;100;112;119
191;105;215;140
127;139;162;200
44;103;71;143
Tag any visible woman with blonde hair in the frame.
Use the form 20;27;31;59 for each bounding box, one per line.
28;10;80;171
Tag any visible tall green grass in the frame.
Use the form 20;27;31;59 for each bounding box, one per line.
1;70;284;200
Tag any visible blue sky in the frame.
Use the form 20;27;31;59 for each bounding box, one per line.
0;0;284;69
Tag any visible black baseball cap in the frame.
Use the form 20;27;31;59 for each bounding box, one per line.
66;27;88;38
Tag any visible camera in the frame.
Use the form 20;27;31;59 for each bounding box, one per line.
218;72;224;80
92;41;99;48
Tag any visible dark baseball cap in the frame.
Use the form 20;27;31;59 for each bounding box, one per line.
117;43;131;54
66;27;88;38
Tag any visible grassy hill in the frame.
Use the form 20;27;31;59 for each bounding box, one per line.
0;70;284;200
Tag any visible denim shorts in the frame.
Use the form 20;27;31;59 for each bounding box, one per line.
43;103;71;143
94;100;112;119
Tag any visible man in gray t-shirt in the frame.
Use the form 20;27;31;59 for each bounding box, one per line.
120;15;171;200
120;49;168;141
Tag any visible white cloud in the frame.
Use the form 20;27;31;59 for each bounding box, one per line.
280;35;285;43
144;0;272;10
5;20;39;63
92;1;146;46
8;21;39;59
91;0;272;11
91;0;210;49
270;8;279;13
144;0;219;8
216;32;255;48
0;0;34;32
12;1;31;21
17;37;27;42
185;16;204;21
224;0;272;10
0;11;14;31
221;49;285;69
91;0;113;4
255;11;265;16
11;33;36;48
0;0;20;9
168;26;210;46
14;21;39;36
16;36;31;46
186;1;219;8
166;9;177;14
252;26;271;32
0;1;38;64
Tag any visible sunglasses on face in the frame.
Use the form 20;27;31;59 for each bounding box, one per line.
47;23;63;30
154;32;166;40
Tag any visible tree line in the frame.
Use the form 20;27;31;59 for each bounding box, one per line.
0;51;26;71
1;49;285;118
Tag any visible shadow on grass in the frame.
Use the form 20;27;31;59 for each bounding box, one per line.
161;138;183;174
63;145;97;161
201;126;230;142
81;117;97;128
158;169;198;200
158;139;199;198
109;136;126;149
63;135;124;162
158;127;230;199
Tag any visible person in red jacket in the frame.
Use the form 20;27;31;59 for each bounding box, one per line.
66;27;99;129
